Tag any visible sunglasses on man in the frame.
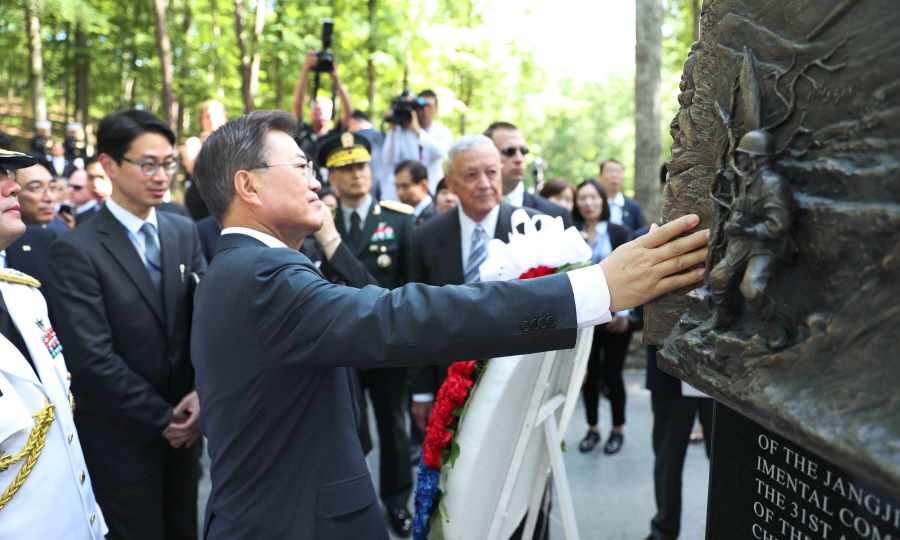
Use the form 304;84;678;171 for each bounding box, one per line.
500;146;529;157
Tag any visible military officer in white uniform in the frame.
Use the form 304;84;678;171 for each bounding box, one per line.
0;148;107;539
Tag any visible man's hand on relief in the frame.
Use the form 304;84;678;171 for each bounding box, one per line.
163;390;201;449
600;214;709;312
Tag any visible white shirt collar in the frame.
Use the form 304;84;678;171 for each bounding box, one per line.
413;195;433;218
505;181;525;208
610;192;625;207
105;196;158;235
340;195;373;232
76;199;98;213
220;227;290;249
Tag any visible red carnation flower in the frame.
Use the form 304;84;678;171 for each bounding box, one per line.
517;266;558;280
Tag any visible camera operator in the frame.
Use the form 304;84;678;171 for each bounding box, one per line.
291;50;355;177
382;89;452;196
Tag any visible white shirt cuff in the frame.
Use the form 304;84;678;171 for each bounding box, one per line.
412;393;434;402
566;264;613;329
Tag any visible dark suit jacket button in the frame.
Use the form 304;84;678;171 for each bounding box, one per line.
520;321;531;332
530;319;540;331
547;316;557;328
538;317;547;329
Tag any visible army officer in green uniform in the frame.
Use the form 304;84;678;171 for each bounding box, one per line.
317;132;417;537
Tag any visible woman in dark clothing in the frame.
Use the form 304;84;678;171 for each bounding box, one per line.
572;179;633;454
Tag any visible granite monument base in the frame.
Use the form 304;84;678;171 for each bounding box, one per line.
708;403;900;540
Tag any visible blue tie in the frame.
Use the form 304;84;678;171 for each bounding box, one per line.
464;225;488;283
140;222;163;292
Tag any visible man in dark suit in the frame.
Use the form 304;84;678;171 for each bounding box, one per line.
599;159;645;232
47;109;206;540
188;110;709;540
394;160;437;226
644;345;713;540
408;134;546;428
3;224;59;299
319;131;417;536
409;134;552;540
75;156;114;226
485;122;573;229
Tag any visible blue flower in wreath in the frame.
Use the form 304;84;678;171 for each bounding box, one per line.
414;457;441;540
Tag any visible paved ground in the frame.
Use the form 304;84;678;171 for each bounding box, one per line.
197;369;711;539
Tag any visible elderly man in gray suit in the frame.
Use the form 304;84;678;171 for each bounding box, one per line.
189;110;708;539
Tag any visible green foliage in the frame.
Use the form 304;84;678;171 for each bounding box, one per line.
1;0;699;191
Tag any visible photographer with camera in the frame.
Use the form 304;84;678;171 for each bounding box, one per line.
291;45;354;179
382;89;453;196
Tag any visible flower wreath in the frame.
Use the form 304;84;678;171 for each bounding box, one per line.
413;210;591;539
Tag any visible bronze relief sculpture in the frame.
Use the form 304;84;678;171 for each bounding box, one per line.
646;0;900;498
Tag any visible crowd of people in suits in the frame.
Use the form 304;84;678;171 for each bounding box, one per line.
0;55;713;540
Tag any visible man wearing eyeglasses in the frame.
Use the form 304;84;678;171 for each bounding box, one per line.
382;89;453;198
47;109;207;540
485;122;573;229
2;161;64;300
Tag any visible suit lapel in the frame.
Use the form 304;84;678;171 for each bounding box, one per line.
97;208;166;327
495;203;514;242
437;210;464;285
157;214;179;339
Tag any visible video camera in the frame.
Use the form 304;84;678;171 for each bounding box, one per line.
313;19;335;73
388;89;427;125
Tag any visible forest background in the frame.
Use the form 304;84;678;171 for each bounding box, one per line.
0;0;700;221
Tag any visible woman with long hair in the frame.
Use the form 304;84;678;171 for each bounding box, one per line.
572;179;633;454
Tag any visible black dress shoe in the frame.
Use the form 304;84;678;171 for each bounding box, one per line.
604;431;624;454
578;430;601;453
389;507;413;537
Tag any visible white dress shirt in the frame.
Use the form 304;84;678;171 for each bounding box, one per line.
503;181;525;208
339;195;373;234
76;199;98;214
221;227;290;249
412;195;433;219
105;198;160;267
608;192;625;225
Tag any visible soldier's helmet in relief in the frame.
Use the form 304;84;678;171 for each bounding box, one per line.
736;130;775;156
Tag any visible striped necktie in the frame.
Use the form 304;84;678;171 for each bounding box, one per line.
140;222;163;293
464;225;488;283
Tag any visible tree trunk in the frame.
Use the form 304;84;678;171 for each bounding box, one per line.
62;22;71;119
210;0;223;100
74;25;90;129
234;0;250;113
153;0;176;130
24;0;47;124
273;1;284;110
367;0;377;116
634;0;663;224
177;6;193;142
246;0;265;113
